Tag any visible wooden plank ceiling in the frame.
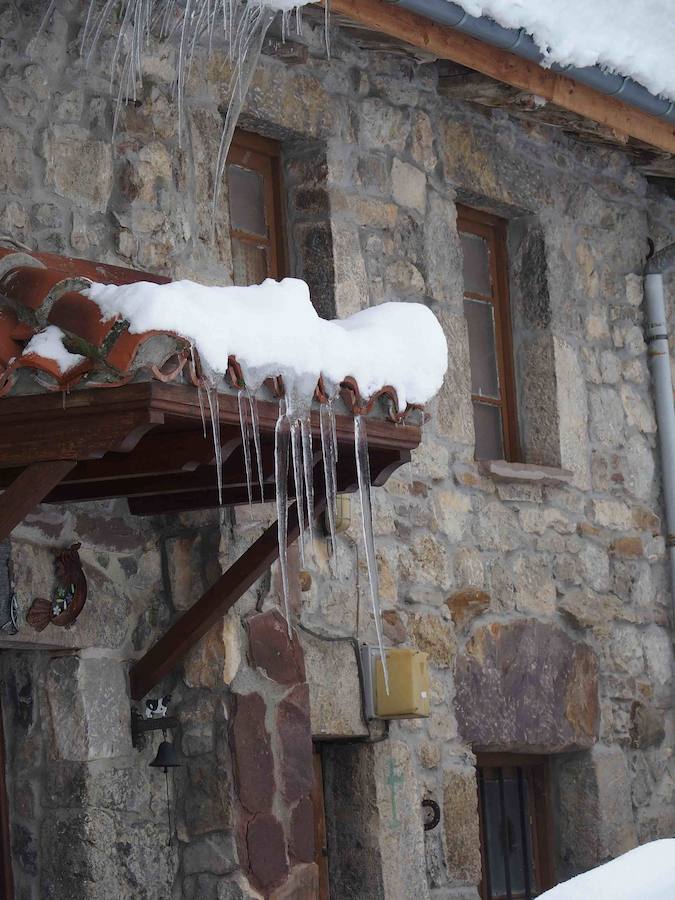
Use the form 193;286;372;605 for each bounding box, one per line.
0;382;419;518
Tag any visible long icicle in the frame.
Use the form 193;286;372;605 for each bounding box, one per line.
290;420;306;568
237;388;253;509
354;415;389;693
248;390;265;502
274;408;292;633
205;381;222;505
301;415;315;555
320;404;338;568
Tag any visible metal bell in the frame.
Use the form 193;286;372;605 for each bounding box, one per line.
149;740;181;771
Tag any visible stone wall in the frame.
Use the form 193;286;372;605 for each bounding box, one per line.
0;2;675;898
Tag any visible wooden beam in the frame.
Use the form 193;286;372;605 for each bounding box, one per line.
0;461;76;541
327;0;675;154
129;493;328;700
0;693;14;900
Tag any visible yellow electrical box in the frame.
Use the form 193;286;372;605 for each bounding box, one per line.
373;647;430;719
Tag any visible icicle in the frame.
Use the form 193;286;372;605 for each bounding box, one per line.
328;397;338;463
211;4;277;231
274;408;292;634
204;380;223;505
290;420;306;568
247;390;265;502
237;388;253;509
300;415;315;552
354;415;389;693
198;389;207;439
320;404;338;566
324;0;331;58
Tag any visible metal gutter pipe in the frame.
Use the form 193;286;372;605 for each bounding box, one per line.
643;241;675;623
393;0;675;124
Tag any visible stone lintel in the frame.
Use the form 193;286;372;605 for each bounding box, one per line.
478;460;574;487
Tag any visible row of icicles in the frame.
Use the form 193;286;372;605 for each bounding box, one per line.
39;0;329;230
198;376;389;691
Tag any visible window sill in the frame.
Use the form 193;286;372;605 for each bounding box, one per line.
478;460;574;487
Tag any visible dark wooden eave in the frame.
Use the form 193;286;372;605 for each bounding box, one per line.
0;381;420;518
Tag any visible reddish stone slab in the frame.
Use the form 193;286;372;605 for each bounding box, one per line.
246;812;289;890
270;863;320;900
289;796;315;863
455;619;599;752
247;609;306;685
230;692;275;814
276;684;313;804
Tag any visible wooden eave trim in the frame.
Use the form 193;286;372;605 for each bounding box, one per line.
326;0;675;154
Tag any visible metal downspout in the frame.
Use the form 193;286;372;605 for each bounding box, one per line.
644;242;675;624
393;0;675;124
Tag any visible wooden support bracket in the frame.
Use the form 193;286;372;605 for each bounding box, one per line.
129;493;328;700
0;460;76;542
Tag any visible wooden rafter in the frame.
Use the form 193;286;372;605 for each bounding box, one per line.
129;494;327;700
0;460;76;541
326;0;675;154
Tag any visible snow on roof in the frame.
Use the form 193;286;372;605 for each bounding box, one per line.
539;840;675;900
21;325;86;375
85;277;449;409
452;0;675;101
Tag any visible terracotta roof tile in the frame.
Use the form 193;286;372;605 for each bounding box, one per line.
0;247;424;422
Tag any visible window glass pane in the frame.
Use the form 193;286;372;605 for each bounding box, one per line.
473;401;504;461
227;164;267;236
460;231;491;295
484;777;506;898
232;239;268;286
503;774;527;896
464;297;500;399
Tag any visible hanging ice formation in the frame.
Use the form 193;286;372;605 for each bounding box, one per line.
83;278;448;681
40;0;320;228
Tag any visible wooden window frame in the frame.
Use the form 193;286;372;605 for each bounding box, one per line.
227;129;288;280
0;693;14;900
476;753;554;900
457;205;520;462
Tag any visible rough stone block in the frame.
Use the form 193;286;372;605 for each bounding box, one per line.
299;630;368;739
229;692;274;817
455;620;599;752
555;745;638;879
182;755;232;837
391;158;427;214
270;863;319;900
183;832;238;876
246;812;289;891
277;684;313;804
46;656;131;761
247;609;305;685
442;767;481;884
42;125;112;212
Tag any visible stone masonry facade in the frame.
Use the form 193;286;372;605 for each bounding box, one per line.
0;2;674;898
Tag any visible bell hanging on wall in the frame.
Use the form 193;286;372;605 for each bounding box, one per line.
150;740;180;771
149;734;181;846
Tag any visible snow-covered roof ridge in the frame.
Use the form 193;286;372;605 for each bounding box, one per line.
451;0;675;102
84;277;449;414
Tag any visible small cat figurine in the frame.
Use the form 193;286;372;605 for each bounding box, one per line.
144;695;172;719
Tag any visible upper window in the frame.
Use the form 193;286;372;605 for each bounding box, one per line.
226;130;286;284
477;754;553;900
458;206;519;462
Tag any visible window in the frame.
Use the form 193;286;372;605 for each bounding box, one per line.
458;207;518;461
477;754;553;900
226;130;286;283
